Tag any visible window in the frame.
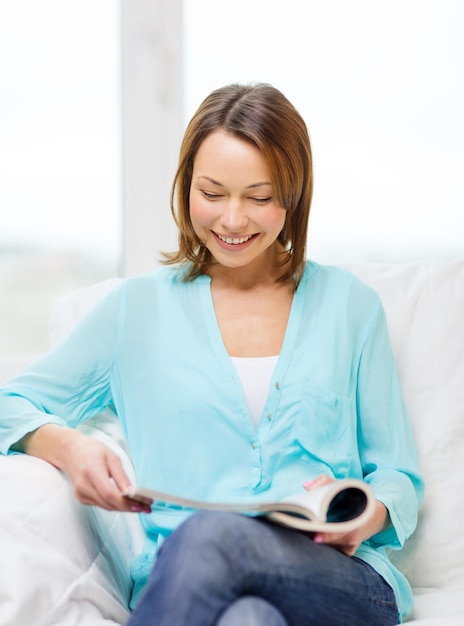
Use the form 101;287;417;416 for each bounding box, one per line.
0;0;121;354
2;0;463;360
183;0;464;264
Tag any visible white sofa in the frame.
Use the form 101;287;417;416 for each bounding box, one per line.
1;261;463;625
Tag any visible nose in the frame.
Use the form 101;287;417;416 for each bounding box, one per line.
219;198;248;232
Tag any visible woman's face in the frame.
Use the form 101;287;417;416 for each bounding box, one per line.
189;129;286;273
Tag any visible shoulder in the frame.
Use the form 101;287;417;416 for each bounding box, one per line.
296;262;388;355
299;260;384;341
122;265;189;292
302;260;381;306
118;264;207;309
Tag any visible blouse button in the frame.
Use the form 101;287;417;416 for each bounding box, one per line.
275;381;280;389
266;413;272;420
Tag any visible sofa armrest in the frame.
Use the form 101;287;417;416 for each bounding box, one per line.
0;418;145;626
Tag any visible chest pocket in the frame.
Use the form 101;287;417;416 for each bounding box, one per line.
290;380;355;477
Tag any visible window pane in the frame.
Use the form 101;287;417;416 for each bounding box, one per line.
0;0;121;354
183;0;464;264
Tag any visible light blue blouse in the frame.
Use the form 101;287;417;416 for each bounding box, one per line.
0;261;423;620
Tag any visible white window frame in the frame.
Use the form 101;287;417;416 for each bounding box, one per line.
121;0;184;277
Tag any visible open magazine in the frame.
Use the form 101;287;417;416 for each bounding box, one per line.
124;478;376;533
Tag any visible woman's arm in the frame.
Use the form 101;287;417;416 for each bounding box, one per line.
304;284;423;556
355;297;424;548
2;286;149;513
0;287;123;456
12;423;150;513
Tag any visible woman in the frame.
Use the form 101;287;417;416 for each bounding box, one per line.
0;84;423;625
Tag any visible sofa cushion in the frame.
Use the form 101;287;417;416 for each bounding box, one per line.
344;261;464;612
0;418;145;626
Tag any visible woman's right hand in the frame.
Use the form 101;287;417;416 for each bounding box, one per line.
59;428;152;512
14;423;151;513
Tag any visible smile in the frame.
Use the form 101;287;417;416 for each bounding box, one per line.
216;233;255;245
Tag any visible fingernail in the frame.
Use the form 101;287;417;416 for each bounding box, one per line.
130;505;151;514
303;480;315;488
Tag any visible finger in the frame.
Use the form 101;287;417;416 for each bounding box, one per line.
313;532;358;556
106;457;152;513
96;469;136;511
102;454;152;513
78;472;121;510
303;475;333;490
73;454;125;510
106;452;132;493
124;497;153;514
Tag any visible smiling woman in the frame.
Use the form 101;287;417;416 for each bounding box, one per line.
0;81;423;626
189;130;287;273
165;83;312;285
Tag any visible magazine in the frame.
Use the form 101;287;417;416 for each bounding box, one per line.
124;478;376;533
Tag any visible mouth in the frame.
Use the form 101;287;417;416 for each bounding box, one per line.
213;232;258;247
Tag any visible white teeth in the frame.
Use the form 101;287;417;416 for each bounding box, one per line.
218;234;253;245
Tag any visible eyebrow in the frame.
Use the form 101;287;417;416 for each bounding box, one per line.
196;176;272;189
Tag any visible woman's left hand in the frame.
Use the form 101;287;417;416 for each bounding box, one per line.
303;475;389;557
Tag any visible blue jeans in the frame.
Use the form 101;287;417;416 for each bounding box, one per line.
127;511;398;626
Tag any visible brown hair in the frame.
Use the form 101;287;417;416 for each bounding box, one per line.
163;83;313;286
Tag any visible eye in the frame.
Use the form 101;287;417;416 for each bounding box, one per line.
201;190;222;200
250;197;273;205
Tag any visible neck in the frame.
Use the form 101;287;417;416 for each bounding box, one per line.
208;245;293;291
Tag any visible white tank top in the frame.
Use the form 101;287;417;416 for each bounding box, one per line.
231;355;279;428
